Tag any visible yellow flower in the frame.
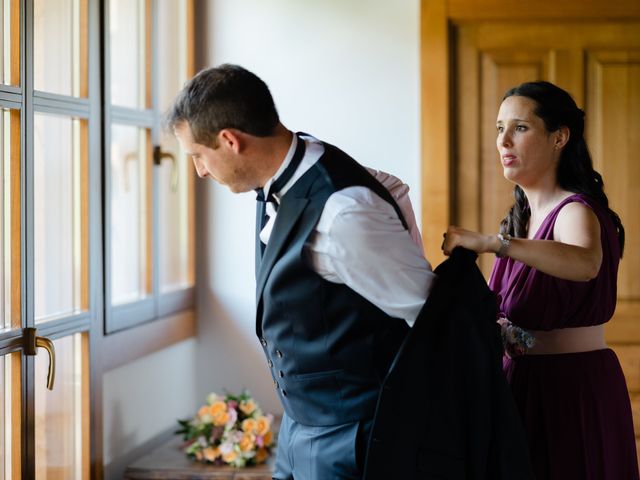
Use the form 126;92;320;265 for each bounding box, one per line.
255;416;271;436
239;399;256;415
202;446;220;462
255;448;269;464
263;430;273;446
222;450;238;463
212;411;229;427
209;400;227;417
239;433;255;452
242;418;257;433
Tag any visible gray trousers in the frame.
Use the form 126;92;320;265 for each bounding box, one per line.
272;413;372;480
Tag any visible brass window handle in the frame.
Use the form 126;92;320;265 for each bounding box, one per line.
153;146;179;192
24;328;56;390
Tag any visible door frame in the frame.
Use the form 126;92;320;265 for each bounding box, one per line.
419;0;640;265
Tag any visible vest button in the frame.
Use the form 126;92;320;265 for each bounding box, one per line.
275;349;283;358
274;380;279;388
281;389;287;397
260;338;267;347
278;370;284;378
268;359;273;368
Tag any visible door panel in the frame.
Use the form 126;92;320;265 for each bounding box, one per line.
34;333;89;480
0;352;21;480
587;49;640;300
455;21;640;450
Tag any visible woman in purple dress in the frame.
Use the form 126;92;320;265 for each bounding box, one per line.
442;81;638;479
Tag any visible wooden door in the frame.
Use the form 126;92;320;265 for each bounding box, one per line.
452;20;640;452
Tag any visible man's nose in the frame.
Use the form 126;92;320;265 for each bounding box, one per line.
193;159;207;178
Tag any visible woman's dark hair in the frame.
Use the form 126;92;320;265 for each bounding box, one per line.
499;81;625;256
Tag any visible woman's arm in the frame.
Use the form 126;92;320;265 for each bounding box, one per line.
442;202;602;282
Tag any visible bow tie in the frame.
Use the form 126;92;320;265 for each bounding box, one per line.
256;133;307;210
256;132;306;215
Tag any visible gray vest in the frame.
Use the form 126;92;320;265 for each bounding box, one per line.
255;141;410;426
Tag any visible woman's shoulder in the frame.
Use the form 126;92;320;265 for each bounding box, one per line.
554;193;611;224
554;199;600;232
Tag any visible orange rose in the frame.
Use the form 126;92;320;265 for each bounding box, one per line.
242;418;257;433
197;405;210;418
239;399;257;415
212;411;229;427
203;446;220;462
222;450;238;463
209;400;227;417
239;433;256;452
255;416;271;436
255;448;269;464
263;430;273;446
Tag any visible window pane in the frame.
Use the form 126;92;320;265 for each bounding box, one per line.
0;110;16;332
157;0;188;112
0;352;21;480
0;0;19;86
111;124;150;305
158;133;193;292
34;114;85;322
35;334;89;480
110;0;147;108
34;0;86;96
157;0;193;293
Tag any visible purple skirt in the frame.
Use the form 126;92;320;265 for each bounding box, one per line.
504;348;639;480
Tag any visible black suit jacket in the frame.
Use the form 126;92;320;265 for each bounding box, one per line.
363;248;534;479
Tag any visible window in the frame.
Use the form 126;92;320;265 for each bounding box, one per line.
0;0;195;476
105;0;195;332
0;0;92;477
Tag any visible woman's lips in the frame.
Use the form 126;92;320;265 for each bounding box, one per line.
501;154;517;167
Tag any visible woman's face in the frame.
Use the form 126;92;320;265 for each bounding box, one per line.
496;95;561;189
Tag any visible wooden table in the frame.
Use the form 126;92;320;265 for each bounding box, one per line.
123;436;275;479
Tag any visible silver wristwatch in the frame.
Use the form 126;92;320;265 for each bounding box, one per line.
495;233;511;258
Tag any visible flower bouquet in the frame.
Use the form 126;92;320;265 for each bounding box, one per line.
176;390;275;467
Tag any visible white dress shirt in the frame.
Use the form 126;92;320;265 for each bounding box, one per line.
260;134;435;326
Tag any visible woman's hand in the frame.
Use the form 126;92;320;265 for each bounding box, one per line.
441;226;500;256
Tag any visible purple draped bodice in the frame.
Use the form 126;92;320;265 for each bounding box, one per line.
488;194;621;331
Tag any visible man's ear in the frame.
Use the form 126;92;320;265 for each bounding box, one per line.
218;128;244;153
554;126;570;151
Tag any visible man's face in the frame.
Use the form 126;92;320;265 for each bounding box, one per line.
174;122;255;193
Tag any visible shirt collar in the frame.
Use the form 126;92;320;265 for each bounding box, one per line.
262;134;298;201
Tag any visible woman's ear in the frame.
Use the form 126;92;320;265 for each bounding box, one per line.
554;126;570;151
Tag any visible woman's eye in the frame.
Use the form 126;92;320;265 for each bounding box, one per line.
515;125;527;132
496;125;504;133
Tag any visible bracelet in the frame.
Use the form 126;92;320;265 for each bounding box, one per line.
495;233;511;258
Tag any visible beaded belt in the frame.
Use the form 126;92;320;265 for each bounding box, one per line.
499;319;606;357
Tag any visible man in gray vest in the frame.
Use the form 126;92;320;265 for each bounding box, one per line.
167;64;436;479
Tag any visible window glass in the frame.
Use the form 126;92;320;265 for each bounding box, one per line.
34;0;86;96
110;124;150;305
34;114;85;322
109;0;146;107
